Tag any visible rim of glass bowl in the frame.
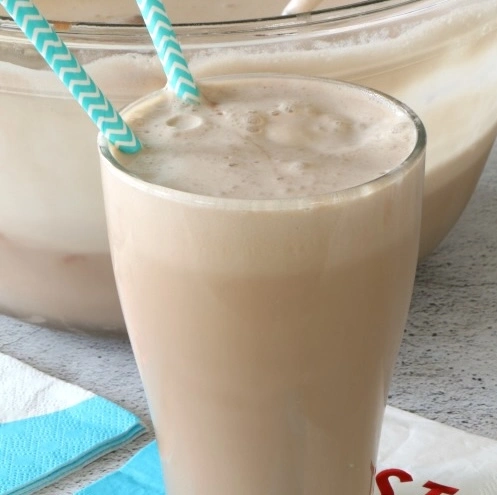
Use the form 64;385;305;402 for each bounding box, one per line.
0;0;442;48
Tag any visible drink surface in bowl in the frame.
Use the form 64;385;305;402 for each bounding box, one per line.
1;0;495;332
99;74;426;494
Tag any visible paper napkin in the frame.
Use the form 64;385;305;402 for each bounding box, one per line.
375;406;497;494
78;406;497;495
76;441;164;495
0;352;146;495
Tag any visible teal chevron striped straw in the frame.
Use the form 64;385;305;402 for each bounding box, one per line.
136;0;200;104
0;0;141;154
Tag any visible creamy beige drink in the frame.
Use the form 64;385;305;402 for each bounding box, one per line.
0;0;496;331
100;75;425;494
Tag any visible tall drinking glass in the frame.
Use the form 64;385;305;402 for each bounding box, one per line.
99;74;426;494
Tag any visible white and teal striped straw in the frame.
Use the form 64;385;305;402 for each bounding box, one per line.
136;0;200;105
0;0;141;154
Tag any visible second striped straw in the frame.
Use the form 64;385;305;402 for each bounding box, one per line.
135;0;201;105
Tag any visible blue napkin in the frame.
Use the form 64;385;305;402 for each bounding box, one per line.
0;352;146;495
76;441;164;495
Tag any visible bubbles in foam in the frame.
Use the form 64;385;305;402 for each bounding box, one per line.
166;114;203;130
247;111;265;125
115;77;418;200
242;110;266;133
277;101;297;114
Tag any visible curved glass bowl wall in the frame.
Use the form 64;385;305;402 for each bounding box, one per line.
1;0;496;331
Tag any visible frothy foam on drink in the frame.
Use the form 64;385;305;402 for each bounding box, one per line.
114;78;416;200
